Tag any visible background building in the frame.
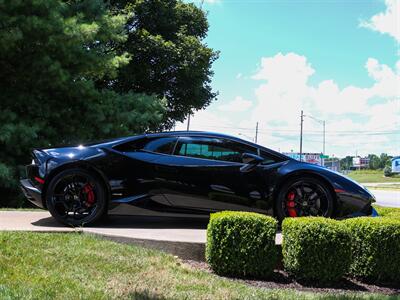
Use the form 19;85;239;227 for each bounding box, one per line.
324;158;340;172
283;152;323;166
352;156;370;170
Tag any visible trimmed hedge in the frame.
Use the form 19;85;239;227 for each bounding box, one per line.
206;211;277;278
373;205;400;219
344;217;400;283
282;217;351;283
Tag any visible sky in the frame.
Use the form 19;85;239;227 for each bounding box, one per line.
176;0;400;158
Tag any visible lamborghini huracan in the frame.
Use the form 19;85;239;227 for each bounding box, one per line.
20;131;377;226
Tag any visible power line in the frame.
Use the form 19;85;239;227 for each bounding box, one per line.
195;124;399;135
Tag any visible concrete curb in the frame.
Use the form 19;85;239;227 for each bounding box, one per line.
0;211;282;262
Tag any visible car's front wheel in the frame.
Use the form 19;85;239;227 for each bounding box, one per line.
275;176;334;221
46;168;107;226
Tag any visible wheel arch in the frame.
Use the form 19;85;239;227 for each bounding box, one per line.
41;161;111;209
273;170;338;216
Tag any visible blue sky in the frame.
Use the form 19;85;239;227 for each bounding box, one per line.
178;0;399;157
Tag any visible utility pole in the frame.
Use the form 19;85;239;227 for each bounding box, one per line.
323;120;326;156
186;114;191;131
255;122;259;144
300;110;304;162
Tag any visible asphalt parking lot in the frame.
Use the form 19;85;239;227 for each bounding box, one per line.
370;189;400;208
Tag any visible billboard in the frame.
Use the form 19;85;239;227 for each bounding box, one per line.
352;156;369;169
352;157;361;167
283;152;322;166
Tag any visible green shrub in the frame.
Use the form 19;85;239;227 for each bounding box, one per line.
206;211;277;278
282;217;351;283
383;166;393;177
373;205;400;219
344;217;400;283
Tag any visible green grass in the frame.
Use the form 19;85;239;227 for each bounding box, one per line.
366;184;400;191
347;170;400;183
0;232;397;300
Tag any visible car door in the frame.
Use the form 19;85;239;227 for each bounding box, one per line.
108;136;179;214
157;136;273;213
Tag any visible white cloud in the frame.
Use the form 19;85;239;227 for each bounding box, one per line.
360;0;400;42
250;53;399;155
174;109;234;132
253;52;315;88
236;73;243;79
217;96;252;112
175;52;399;157
366;58;400;98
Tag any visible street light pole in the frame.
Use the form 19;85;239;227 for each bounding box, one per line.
303;113;326;165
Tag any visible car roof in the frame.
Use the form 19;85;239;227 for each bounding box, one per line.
145;130;240;139
105;131;291;160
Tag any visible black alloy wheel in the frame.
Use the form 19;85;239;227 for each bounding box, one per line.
275;176;334;221
46;169;106;226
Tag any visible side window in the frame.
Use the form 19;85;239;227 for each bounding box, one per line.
175;137;257;163
143;137;177;154
113;137;177;154
113;138;149;152
260;150;278;165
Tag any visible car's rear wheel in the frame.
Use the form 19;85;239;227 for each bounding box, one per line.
46;168;106;226
275;176;334;221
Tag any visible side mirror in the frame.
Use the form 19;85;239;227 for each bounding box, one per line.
240;153;263;172
242;152;264;165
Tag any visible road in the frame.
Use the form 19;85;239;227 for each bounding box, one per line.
370;189;400;208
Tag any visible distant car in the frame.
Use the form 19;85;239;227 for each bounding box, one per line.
20;131;377;226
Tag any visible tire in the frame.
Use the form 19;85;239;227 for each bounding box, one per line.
275;176;334;222
46;168;107;226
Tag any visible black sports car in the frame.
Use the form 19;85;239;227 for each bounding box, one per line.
20;131;377;226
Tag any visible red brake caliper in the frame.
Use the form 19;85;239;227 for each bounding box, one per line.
286;191;297;217
82;184;95;207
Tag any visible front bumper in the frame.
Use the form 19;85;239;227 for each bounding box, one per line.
347;203;379;217
20;179;44;209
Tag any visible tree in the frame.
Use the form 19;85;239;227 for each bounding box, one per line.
0;0;166;206
379;153;392;169
340;156;353;170
368;154;380;170
107;0;219;127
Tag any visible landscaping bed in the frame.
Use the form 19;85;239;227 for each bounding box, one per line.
203;206;400;297
184;259;400;296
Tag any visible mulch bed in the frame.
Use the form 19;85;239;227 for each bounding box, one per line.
182;260;400;296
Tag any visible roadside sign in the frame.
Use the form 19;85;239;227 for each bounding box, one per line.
320;155;329;159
